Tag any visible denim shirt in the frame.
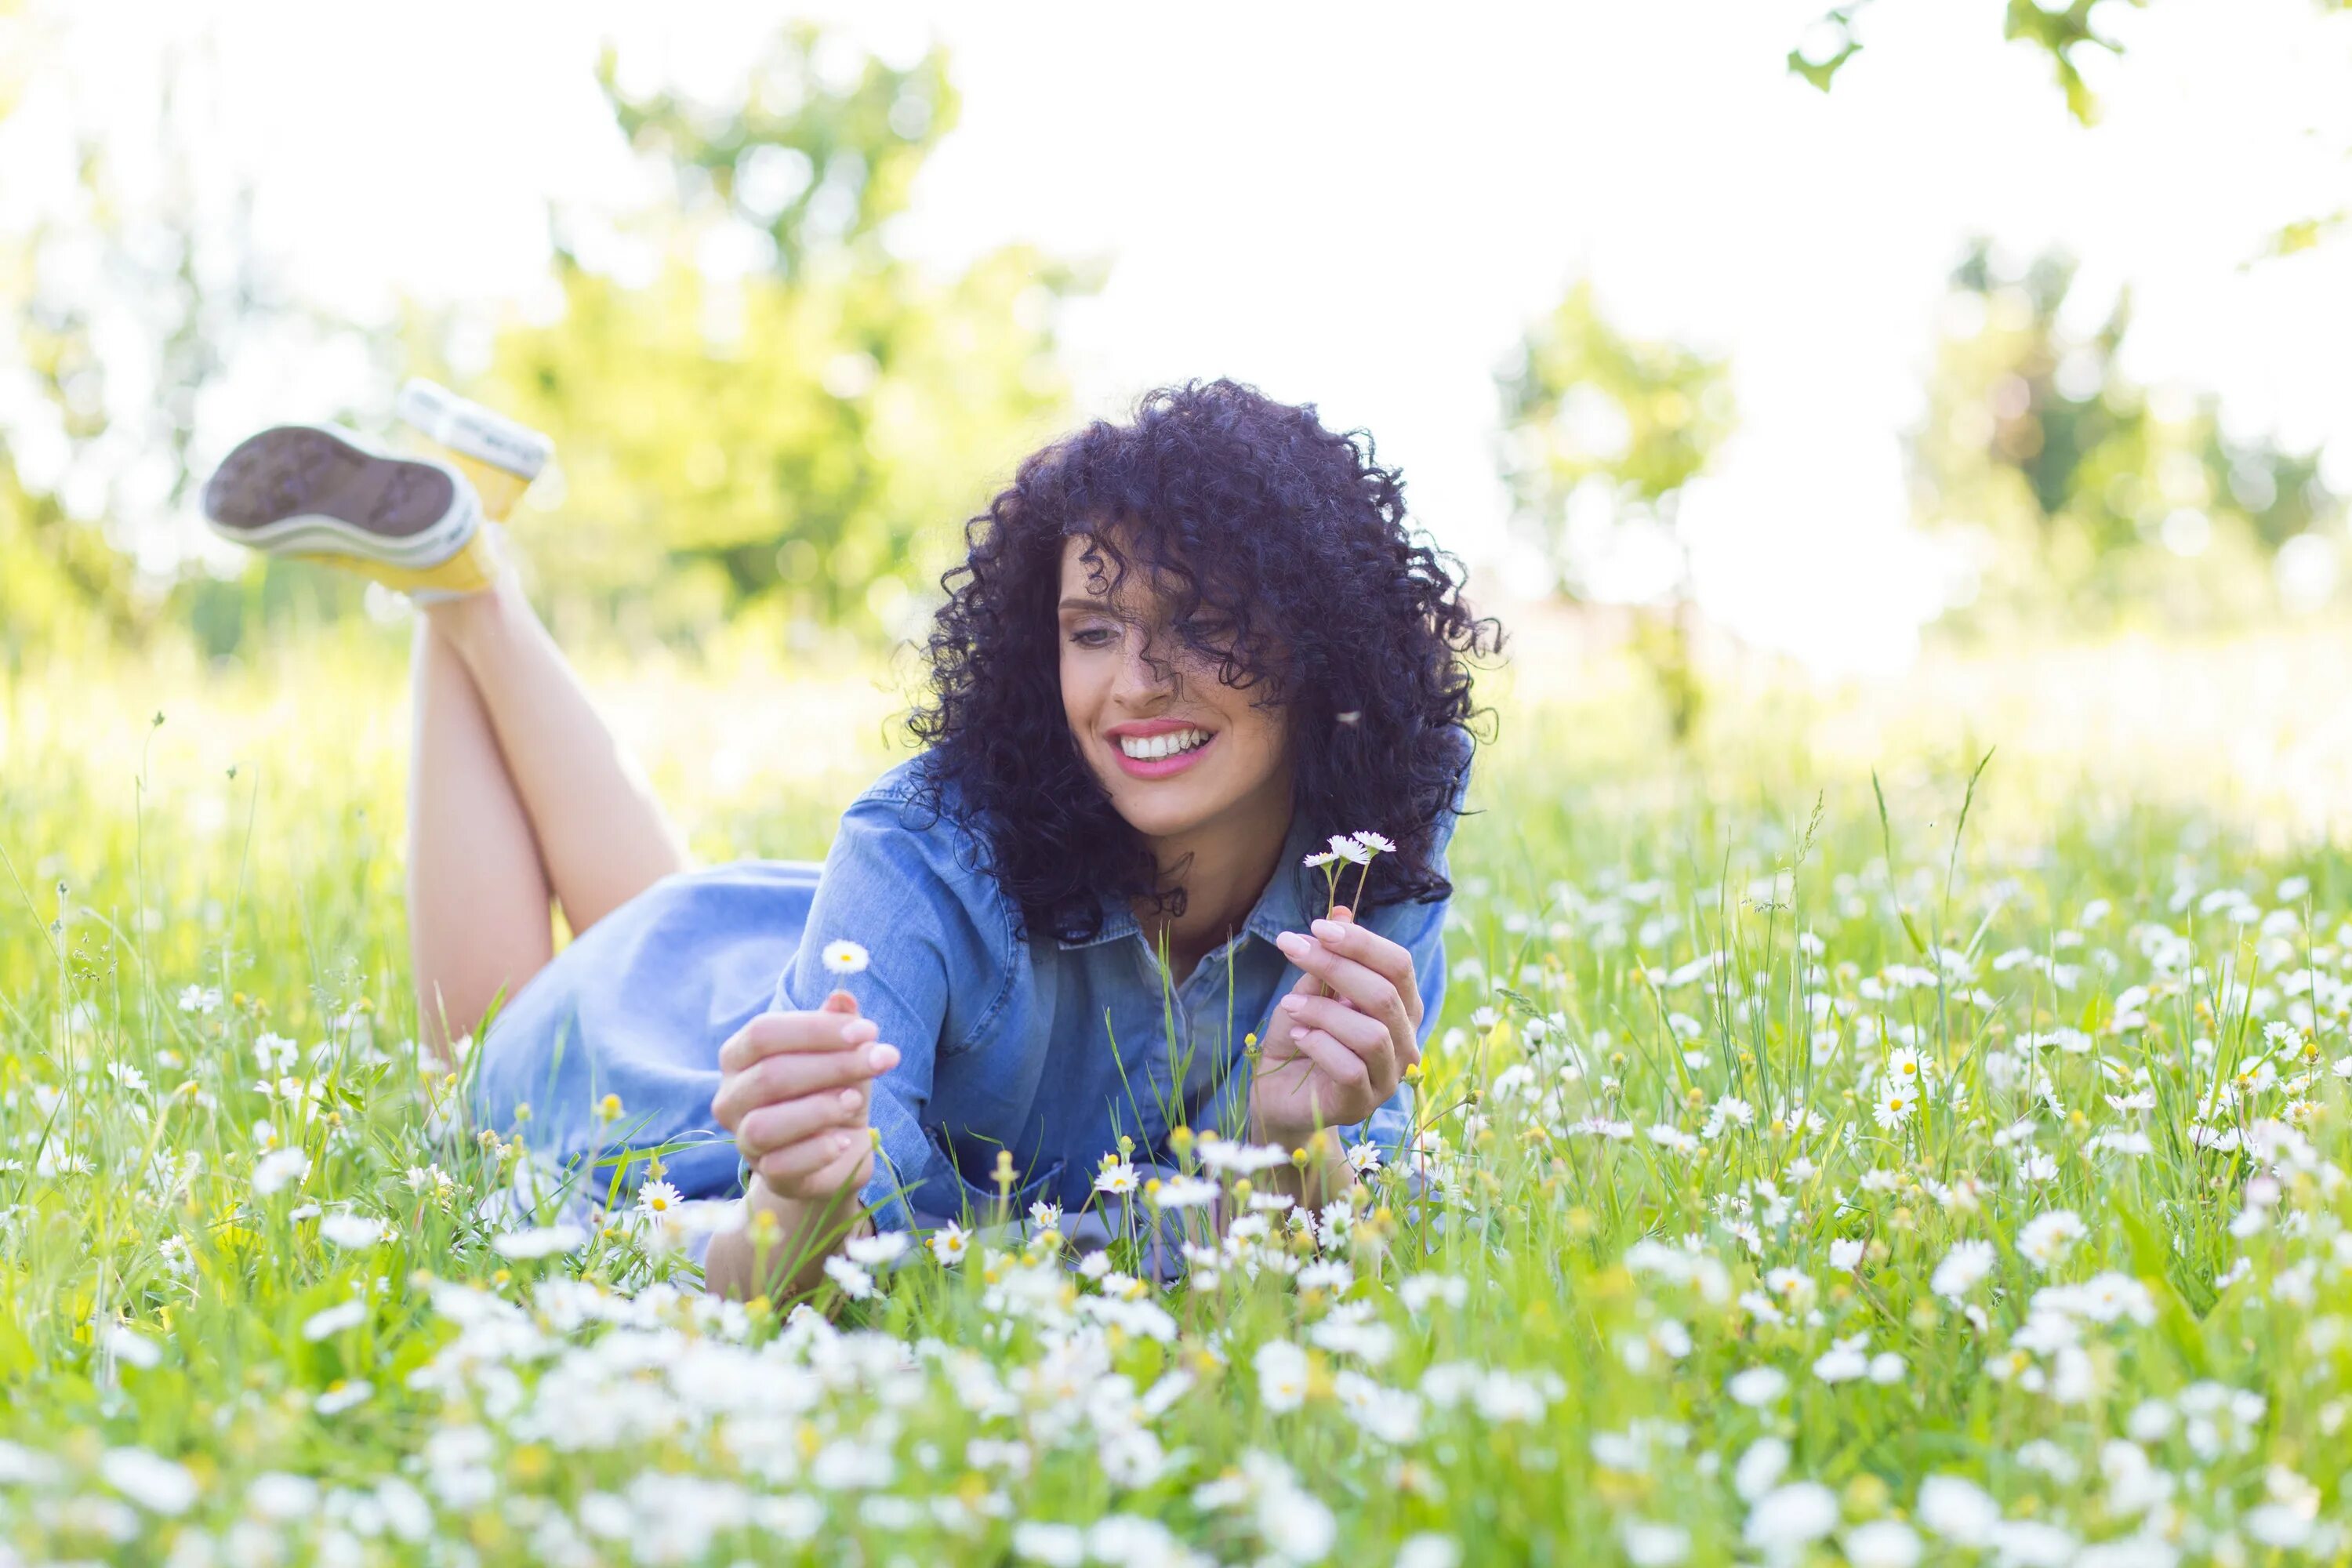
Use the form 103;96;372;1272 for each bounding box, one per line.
474;753;1459;1236
779;758;1454;1232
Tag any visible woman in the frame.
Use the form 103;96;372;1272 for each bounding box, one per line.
203;378;1497;1298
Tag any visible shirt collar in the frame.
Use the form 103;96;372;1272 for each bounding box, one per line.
1056;811;1324;953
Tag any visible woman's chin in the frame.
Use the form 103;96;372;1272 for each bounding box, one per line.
1104;781;1216;841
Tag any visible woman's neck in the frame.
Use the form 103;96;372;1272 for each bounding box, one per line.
1136;779;1293;981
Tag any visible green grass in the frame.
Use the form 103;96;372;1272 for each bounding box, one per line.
4;622;2350;1565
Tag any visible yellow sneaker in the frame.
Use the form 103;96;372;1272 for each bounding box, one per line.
201;424;500;598
394;378;552;524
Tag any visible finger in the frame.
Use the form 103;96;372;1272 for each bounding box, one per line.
735;1086;870;1158
765;1143;873;1206
718;1005;876;1074
1273;931;1412;1035
1394;1026;1423;1074
757;1123;870;1185
1315;909;1424;1027
1293;934;1421;1073
713;1041;898;1127
804;1143;874;1204
1285;1024;1371;1094
1278;993;1396;1079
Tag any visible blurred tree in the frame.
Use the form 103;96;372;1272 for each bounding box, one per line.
0;10;132;656
1789;0;2147;125
460;27;1100;645
1791;1;2350;253
0;20;381;657
1497;281;1736;741
1911;239;2341;634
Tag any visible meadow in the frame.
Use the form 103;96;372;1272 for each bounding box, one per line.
5;616;2352;1566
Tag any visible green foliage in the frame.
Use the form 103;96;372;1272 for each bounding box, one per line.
1788;0;2146;123
1998;0;2143;125
1496;281;1735;740
461;28;1101;643
6;643;2352;1559
1911;240;2342;636
1499;283;1735;524
0;34;391;655
0;21;1095;655
1786;4;1868;92
0;443;140;658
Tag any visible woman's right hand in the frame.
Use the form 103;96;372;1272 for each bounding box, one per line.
710;992;898;1203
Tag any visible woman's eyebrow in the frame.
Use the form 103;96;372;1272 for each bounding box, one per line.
1056;595;1115;613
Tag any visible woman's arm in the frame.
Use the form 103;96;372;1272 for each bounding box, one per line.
703;1177;873;1301
702;993;893;1301
1247;905;1427;1207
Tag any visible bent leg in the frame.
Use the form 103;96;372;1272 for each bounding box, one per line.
422;572;689;934
408;616;554;1053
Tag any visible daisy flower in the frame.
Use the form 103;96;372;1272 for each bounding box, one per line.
822;940;871;976
318;1213;385;1250
845;1229;911;1267
1352;831;1396;855
1930;1238;1996;1300
1148;1174;1219;1210
1254;1340;1312;1411
928;1221;970;1265
2016;1208;2085;1271
636;1179;683;1219
822;1255;876;1300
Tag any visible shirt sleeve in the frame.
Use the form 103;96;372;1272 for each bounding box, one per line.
768;785;1018;1233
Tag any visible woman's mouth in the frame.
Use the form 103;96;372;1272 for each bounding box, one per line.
1111;726;1214;778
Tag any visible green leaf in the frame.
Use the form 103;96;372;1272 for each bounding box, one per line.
0;1308;32;1381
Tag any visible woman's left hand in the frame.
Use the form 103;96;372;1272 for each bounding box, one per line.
1250;906;1424;1145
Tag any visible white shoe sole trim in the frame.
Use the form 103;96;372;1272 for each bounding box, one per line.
207;495;479;566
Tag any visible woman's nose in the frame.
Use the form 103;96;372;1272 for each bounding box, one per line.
1116;634;1181;699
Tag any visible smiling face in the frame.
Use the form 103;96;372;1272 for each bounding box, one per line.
1057;531;1293;848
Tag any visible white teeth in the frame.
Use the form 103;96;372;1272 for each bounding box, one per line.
1119;728;1209;760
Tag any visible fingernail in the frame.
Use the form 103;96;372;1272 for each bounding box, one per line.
868;1043;900;1072
1275;931;1308;957
1311;919;1343;941
1278;996;1303;1012
836;1131;855;1153
839;1087;861;1110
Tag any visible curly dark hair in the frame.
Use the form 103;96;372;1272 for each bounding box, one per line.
907;378;1501;944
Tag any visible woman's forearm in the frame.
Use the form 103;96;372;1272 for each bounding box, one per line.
702;1178;870;1300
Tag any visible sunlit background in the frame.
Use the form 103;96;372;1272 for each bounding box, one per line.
2;0;2349;678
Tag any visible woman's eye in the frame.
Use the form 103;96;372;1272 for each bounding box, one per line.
1068;626;1117;648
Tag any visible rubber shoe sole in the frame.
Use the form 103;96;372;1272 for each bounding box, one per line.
202;425;491;593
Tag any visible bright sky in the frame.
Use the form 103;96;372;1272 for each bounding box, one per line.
9;0;2351;672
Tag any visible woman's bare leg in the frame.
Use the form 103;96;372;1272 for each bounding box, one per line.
407;616;554;1052
421;572;690;932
